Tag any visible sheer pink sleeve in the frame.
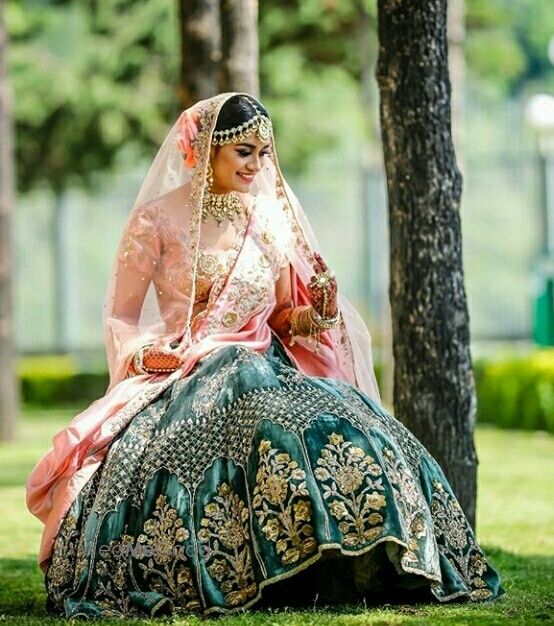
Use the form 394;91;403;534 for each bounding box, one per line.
103;203;164;392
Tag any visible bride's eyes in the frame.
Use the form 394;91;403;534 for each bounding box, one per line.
237;150;271;158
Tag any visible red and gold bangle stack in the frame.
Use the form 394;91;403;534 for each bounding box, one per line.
288;305;341;352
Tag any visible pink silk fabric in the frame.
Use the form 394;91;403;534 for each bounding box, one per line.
26;206;347;573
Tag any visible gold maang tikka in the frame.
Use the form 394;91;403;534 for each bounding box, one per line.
202;161;244;227
211;100;272;146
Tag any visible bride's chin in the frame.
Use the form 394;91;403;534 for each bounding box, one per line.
231;183;251;193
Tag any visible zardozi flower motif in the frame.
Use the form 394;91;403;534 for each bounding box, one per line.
315;432;386;547
198;482;257;606
431;479;493;601
252;439;316;565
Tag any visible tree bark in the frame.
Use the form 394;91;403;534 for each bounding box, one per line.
220;0;259;96
0;0;20;442
178;0;221;108
376;0;477;528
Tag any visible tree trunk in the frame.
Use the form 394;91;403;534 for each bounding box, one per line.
220;0;259;96
0;0;20;442
447;0;466;164
178;0;221;108
376;0;477;528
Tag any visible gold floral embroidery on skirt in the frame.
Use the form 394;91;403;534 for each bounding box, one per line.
46;512;79;599
134;494;200;610
431;480;493;600
252;439;317;565
197;483;257;606
95;534;140;617
93;495;200;615
382;446;428;565
315;433;386;547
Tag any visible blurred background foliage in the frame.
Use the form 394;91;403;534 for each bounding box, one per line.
8;0;554;182
5;0;554;431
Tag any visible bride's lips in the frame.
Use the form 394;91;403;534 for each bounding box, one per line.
237;172;255;183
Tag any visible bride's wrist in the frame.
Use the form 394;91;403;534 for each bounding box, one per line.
131;343;154;375
309;306;341;329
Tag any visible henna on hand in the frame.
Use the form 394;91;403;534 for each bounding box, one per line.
307;252;338;318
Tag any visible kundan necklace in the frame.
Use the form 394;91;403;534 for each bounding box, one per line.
201;190;244;227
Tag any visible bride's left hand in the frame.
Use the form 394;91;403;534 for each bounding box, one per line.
307;252;338;318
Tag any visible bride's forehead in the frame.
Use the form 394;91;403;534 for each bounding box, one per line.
215;133;270;150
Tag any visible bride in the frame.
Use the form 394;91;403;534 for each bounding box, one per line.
26;92;503;618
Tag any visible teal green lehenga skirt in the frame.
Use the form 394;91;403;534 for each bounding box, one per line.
45;334;503;618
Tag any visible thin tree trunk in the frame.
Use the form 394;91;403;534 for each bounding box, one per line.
448;0;466;165
52;190;69;352
178;0;221;108
220;0;259;96
0;0;20;442
376;0;477;528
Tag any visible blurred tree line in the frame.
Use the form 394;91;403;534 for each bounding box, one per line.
5;0;554;191
1;0;528;521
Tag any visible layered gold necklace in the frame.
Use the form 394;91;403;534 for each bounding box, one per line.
201;190;244;227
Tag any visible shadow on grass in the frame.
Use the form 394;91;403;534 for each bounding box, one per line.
0;548;552;625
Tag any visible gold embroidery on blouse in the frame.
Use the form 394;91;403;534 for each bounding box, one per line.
262;230;274;244
252;439;316;565
222;311;238;327
314;433;386;547
198;252;227;279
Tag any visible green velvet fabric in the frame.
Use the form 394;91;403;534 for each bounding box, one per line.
44;335;503;618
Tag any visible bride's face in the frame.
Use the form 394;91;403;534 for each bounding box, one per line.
209;132;272;194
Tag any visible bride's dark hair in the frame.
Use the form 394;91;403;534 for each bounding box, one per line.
214;95;270;133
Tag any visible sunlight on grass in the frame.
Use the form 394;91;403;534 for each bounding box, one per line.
0;410;552;625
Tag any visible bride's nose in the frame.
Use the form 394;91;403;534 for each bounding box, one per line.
246;154;262;173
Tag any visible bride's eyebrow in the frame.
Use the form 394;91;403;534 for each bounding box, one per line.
236;143;271;150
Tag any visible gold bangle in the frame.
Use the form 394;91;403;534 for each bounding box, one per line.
289;305;335;353
309;307;342;330
288;305;312;345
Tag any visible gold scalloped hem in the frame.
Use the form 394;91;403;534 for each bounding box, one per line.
196;534;483;617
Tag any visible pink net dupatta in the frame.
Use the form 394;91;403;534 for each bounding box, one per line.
26;92;381;572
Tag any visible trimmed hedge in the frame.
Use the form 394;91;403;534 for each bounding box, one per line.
18;354;109;408
17;351;554;434
474;348;554;434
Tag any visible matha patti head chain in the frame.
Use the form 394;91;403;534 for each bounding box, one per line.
211;100;272;146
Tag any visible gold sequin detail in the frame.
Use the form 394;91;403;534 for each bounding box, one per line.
315;433;386;547
262;230;274;244
198;252;227;279
222;311;239;327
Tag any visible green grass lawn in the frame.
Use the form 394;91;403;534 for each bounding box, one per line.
1;410;553;625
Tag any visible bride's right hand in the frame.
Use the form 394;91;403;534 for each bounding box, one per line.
141;343;185;373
